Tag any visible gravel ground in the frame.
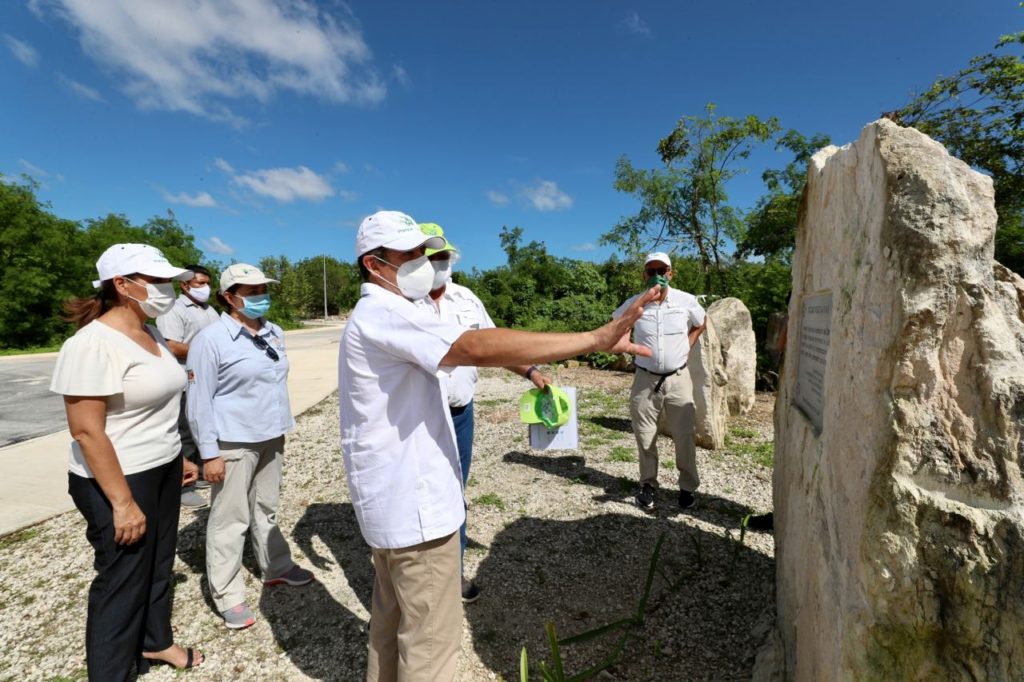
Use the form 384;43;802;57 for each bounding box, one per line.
0;366;775;682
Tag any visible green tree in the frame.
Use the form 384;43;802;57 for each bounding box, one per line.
898;20;1024;273
737;130;831;263
0;178;81;348
602;104;781;293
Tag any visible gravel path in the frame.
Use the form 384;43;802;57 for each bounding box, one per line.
0;366;775;682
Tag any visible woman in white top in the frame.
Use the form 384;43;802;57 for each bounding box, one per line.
186;263;313;630
50;244;206;679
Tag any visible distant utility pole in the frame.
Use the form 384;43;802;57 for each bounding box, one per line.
322;254;328;320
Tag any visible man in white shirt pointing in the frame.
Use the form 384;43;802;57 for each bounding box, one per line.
339;210;658;681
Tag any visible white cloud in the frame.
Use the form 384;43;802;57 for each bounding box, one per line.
333;160;350;174
392;63;410;88
621;12;651;37
202;236;235;255
571;242;597;252
18;159;50;178
3;34;39;67
43;0;387;125
161;189;218;208
233;165;334;203
521;179;573;212
487;190;509;206
213;157;235;174
338;189;359;202
58;73;104;101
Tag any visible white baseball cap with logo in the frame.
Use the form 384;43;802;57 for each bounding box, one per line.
644;252;672;268
92;243;193;288
219;263;280;293
355;210;446;257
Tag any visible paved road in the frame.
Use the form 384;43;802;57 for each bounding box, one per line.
0;353;64;447
0;326;342;447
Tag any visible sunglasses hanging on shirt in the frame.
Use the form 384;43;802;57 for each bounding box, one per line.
250;334;280;362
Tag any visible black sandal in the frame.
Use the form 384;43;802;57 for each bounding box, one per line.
138;647;204;674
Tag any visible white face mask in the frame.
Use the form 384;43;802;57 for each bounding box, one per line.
188;284;211;304
430;259;452;290
374;255;435;300
126;279;177;317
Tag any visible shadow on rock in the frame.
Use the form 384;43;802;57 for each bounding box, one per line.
504;450;757;528
467;513;773;681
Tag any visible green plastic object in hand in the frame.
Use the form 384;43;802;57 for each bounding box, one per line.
519;386;571;429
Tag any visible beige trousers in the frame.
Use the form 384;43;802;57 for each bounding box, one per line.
629;368;700;491
367;531;462;682
206;435;294;612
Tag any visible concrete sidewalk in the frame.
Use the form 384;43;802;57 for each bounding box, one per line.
0;323;344;537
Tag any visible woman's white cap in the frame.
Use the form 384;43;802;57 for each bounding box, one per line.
219;263;279;293
93;243;192;288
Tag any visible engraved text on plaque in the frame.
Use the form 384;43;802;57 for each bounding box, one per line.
795;292;832;432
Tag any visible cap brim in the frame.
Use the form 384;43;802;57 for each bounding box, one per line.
138;264;194;281
382;233;446;253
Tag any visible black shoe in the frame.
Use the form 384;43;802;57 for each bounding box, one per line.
678;490;696;509
462;578;481;603
635;484;655;511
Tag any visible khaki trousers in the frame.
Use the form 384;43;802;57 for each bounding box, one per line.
206;435;294;612
629;368;700;492
367;531;462;682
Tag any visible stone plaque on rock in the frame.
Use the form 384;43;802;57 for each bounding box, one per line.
794;292;832;432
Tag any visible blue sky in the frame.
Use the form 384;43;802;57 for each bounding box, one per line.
1;1;1019;272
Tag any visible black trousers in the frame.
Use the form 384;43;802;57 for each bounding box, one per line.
68;456;183;681
177;392;202;475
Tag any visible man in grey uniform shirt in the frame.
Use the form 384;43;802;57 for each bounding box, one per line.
156;264;220;509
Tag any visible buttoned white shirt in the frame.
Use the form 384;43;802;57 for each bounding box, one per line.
339;283;468;549
416;281;496;408
614;287;706;373
186;313;295;459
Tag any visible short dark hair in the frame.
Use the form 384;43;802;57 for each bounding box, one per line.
184;264;211;278
358;247;389;282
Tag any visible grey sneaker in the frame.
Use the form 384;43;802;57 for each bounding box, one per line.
264;565;314;587
221;602;256;630
193;478;211;490
180;488;208;510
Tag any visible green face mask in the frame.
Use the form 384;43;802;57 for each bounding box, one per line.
645;274;669;289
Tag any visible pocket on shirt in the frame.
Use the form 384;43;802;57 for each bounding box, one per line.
664;310;689;335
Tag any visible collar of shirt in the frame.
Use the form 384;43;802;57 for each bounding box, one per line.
219;311;273;340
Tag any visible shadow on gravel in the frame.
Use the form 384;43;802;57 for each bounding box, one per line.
586;415;634;433
259;502;373;681
467;513;774;681
176;502;372;681
504;450;757;529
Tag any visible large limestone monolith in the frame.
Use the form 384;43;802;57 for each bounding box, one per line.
707;297;756;415
767;119;1024;681
687;317;728;449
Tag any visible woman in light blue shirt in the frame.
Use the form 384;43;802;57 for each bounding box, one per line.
186;263;314;630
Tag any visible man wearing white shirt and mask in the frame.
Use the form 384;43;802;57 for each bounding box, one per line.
613;252;707;512
339;210;658;681
156;265;221;510
417;223;551;604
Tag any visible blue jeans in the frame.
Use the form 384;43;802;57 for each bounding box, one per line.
450;401;474;572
